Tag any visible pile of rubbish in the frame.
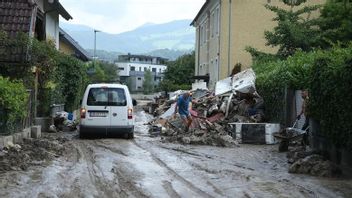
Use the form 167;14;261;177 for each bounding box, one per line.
50;111;78;132
146;69;266;147
287;147;342;177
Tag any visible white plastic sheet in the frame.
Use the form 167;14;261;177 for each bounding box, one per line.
215;69;256;96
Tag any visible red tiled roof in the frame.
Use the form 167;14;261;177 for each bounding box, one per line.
0;0;36;63
0;0;35;36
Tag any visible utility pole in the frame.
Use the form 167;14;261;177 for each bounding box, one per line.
93;29;100;64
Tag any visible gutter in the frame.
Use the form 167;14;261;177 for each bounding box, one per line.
228;0;232;75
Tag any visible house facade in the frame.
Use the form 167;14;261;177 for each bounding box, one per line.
59;28;90;62
116;54;167;92
191;0;325;88
0;0;72;57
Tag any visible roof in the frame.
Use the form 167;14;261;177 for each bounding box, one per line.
59;27;90;61
0;0;72;63
190;0;209;26
0;0;36;63
52;0;72;20
119;54;168;61
0;0;36;38
87;83;127;89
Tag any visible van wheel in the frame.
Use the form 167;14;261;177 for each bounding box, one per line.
127;133;134;139
79;132;85;139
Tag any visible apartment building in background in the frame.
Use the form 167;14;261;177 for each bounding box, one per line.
191;0;325;88
115;54;167;92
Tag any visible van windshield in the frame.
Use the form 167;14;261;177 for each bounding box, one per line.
87;88;127;106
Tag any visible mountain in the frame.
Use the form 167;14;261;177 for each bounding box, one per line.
85;49;122;62
60;19;195;55
144;49;192;61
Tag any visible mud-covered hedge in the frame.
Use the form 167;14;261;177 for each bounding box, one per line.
310;56;352;150
0;76;28;132
253;50;324;123
253;45;352;150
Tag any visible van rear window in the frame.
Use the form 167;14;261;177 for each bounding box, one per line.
87;88;127;106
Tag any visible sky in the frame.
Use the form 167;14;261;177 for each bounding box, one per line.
60;0;206;34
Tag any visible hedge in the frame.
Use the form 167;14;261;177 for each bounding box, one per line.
253;44;352;150
0;76;28;132
310;56;352;150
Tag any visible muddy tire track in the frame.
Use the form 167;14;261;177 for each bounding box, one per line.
74;141;120;197
133;140;217;198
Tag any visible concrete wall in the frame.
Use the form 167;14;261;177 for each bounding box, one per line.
45;11;59;49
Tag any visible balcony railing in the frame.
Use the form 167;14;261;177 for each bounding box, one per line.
129;71;164;77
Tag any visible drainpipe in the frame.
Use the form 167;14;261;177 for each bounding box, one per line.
218;0;221;81
197;26;201;76
227;0;232;75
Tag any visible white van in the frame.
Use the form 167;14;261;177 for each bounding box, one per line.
79;83;136;138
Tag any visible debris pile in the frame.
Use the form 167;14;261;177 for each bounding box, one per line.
0;137;65;171
287;147;342;177
51;111;78;132
147;69;266;147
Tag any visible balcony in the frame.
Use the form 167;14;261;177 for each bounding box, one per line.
129;71;164;77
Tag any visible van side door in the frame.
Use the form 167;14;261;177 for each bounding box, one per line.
108;88;129;127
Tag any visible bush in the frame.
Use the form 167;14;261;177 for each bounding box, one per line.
55;53;88;112
0;76;28;131
254;50;325;123
254;44;352;150
310;56;352;150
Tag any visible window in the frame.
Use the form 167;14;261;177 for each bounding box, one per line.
211;12;215;38
137;86;142;89
118;67;124;71
152;68;156;72
130;66;135;71
138;77;142;80
216;8;220;35
159;68;162;73
200;26;204;45
87;88;126;106
144;67;147;71
139;67;141;71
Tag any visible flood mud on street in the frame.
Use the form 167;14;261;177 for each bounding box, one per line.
1;107;352;198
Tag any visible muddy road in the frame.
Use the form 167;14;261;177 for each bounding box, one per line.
1;108;352;198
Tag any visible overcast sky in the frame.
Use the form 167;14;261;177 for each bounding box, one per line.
60;0;205;34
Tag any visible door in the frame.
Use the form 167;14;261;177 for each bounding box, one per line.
109;88;128;126
85;87;111;127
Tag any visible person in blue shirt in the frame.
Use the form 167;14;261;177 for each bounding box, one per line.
174;92;194;132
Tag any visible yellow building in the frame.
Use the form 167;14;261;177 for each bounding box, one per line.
191;0;325;88
59;28;91;62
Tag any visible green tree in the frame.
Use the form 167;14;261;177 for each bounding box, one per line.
247;0;322;59
87;61;119;83
159;52;195;92
318;0;352;48
143;69;154;94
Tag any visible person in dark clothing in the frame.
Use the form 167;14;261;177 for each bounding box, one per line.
297;90;310;145
174;92;194;132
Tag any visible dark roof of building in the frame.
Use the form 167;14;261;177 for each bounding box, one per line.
52;0;72;20
0;0;36;63
0;0;72;63
59;27;90;62
119;54;168;61
190;0;209;26
0;0;36;38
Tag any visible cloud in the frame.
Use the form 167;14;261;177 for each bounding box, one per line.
60;0;205;33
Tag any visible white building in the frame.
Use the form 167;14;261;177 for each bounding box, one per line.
115;54;168;92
